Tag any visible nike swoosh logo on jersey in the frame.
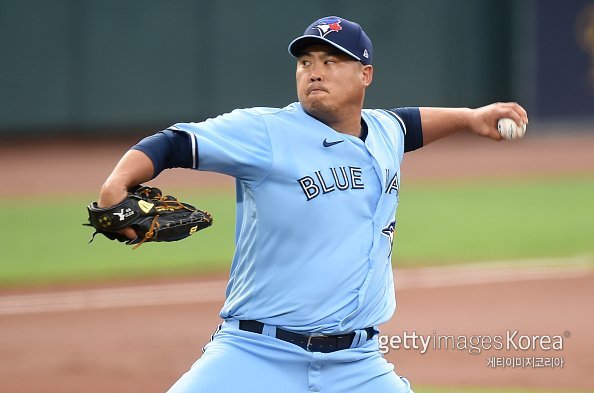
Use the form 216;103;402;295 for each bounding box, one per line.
323;139;344;147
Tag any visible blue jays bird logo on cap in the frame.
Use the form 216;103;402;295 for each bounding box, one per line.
314;17;342;37
289;16;373;65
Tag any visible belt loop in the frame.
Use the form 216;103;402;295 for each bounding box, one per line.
362;328;370;343
262;323;277;338
349;330;363;349
224;319;240;329
356;329;370;348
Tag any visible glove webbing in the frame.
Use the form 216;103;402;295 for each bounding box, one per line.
131;193;195;249
132;216;160;250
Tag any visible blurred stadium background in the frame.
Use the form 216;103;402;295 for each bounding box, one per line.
1;0;593;136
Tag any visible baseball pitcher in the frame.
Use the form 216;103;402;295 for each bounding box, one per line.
93;16;528;393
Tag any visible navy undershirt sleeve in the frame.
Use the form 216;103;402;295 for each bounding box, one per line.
131;130;194;178
388;107;423;152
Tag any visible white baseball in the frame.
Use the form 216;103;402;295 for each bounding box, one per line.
497;118;527;140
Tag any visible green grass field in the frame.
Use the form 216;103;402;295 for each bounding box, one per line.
0;176;592;287
394;175;594;264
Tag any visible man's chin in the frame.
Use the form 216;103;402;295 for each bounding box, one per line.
301;100;334;120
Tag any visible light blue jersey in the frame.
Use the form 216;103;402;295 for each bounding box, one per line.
168;102;412;334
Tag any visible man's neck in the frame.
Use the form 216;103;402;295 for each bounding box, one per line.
315;111;363;138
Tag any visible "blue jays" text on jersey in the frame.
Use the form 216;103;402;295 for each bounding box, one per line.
136;102;422;334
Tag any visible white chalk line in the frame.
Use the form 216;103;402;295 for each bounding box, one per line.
0;281;228;316
395;256;593;289
0;257;591;316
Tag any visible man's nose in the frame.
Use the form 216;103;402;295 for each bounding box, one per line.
309;63;323;82
309;71;322;82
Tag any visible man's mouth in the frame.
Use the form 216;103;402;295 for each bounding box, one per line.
308;86;328;95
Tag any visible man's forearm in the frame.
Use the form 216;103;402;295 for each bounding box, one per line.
419;103;528;145
98;149;155;207
419;107;473;145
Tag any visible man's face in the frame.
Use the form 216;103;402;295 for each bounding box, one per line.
295;44;373;123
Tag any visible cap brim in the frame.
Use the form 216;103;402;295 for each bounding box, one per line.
288;35;361;62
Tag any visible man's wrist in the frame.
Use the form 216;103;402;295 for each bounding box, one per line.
98;181;129;208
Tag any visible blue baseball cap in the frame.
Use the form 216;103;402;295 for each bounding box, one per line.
288;16;373;65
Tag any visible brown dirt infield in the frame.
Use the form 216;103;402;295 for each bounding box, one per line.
2;132;594;196
0;131;593;392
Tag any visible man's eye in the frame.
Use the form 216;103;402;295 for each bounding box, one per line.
325;59;336;64
301;60;311;66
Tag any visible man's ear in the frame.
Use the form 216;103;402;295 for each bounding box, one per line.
362;65;373;87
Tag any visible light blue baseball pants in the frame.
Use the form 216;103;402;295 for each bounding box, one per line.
167;320;413;393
